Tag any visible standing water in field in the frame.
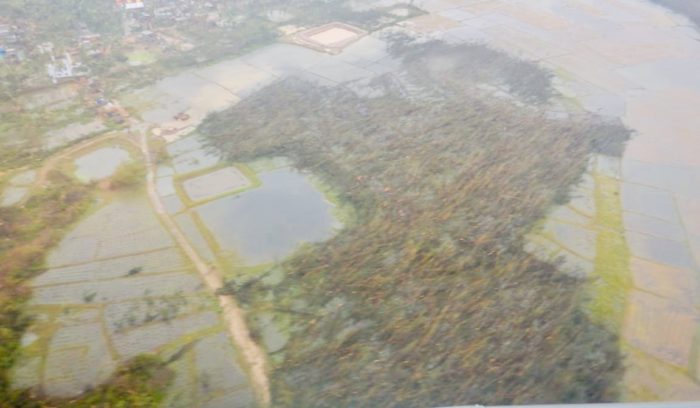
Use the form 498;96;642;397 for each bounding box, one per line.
195;168;339;265
73;147;131;182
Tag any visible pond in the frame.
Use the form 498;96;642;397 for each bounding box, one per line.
195;168;339;265
74;147;131;182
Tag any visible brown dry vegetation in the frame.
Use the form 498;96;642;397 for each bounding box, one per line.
201;42;629;407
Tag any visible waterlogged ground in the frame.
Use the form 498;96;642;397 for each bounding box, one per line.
194;168;339;265
45;120;107;151
12;192;254;407
125;32;394;141
73;147;132;182
183;167;251;202
1;169;36;207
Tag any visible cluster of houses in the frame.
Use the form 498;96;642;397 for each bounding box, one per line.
46;52;90;84
0;23;25;63
3;0;262;89
127;0;225;32
43;30;106;84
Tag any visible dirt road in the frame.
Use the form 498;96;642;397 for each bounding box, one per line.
136;126;271;407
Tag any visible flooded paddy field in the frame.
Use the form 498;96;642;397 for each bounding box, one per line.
10;191;254;406
165;134;222;175
44;120;107;151
121;32;395;137
193;168;339;266
183;167;252;203
16;83;81;111
73;146;132;182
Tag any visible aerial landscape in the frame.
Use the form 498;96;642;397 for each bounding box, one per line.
1;0;699;407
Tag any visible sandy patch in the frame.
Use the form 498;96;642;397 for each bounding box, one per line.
309;27;360;46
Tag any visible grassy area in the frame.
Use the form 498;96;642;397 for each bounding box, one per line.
53;355;172;408
587;173;631;332
110;160;147;190
200;38;629;406
127;50;158;67
6;354;172;407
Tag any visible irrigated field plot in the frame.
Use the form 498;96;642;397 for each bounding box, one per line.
11;191;253;402
183;166;251;202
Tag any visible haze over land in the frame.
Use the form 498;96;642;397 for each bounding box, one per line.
1;1;700;407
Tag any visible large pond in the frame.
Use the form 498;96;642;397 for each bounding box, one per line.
195;168;339;265
74;147;131;182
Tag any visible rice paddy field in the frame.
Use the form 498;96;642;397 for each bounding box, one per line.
11;190;255;406
4;0;700;406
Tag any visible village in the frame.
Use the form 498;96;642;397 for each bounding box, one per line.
0;0;263;95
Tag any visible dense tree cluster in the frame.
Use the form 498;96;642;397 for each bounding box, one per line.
202;42;629;407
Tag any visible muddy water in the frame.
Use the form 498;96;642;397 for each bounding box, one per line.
195;168;339;265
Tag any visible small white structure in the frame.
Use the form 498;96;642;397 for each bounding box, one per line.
47;52;89;84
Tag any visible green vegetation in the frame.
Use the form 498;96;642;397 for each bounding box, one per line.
588;173;631;332
201;40;630;406
0;171;93;403
9;354;172;407
0;0;122;43
110;160;146;189
127;50;158;66
60;355;172;408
